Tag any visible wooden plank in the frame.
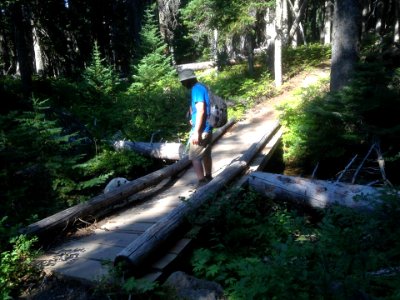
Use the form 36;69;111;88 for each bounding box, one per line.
49;258;110;284
83;230;140;248
114;122;281;275
22;119;236;239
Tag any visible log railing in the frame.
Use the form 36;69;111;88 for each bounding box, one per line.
22;119;237;239
114;121;281;274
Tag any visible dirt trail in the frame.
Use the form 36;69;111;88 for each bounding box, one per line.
245;62;330;120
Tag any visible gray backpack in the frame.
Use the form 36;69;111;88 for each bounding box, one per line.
206;87;228;128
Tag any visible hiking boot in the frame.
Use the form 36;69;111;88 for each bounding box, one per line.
196;178;209;188
205;174;213;182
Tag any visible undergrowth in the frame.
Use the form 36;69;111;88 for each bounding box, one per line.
189;188;400;299
278;63;400;182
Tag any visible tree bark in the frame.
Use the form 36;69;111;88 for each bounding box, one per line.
114;141;185;160
248;172;394;211
275;0;283;88
32;26;44;74
11;2;33;97
323;0;333;45
157;0;180;62
176;61;215;71
330;0;362;92
395;0;400;43
288;0;308;44
264;8;275;72
114;121;281;275
22;119;236;239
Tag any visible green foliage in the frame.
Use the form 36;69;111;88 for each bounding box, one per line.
75;148;151;180
78;42;125;138
0;98;89;219
0;217;41;299
82;41;120;96
190;187;400;299
123;5;187;142
278;62;400;177
93;262;176;299
129;4;177;94
198;63;276;120
180;0;214;51
282;43;331;78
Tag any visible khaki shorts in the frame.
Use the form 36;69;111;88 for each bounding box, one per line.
188;132;212;160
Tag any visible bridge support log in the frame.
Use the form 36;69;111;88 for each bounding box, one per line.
248;172;394;211
22;119;237;239
114;121;281;275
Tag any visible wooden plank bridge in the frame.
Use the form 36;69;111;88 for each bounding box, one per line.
27;101;283;285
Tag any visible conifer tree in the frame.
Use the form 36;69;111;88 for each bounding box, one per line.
83;41;119;96
129;4;176;93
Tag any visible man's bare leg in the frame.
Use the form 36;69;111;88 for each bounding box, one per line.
202;152;212;179
192;159;205;181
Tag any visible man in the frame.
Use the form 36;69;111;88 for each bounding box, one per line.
178;69;213;187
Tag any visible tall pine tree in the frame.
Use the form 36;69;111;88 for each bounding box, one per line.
129;4;176;93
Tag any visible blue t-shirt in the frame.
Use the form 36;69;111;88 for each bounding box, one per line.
191;83;212;133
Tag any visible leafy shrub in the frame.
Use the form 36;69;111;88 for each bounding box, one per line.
283;43;331;78
190;187;400;299
0;99;89;220
122;5;188;142
0;218;41;299
278;63;400;179
197;63;276;121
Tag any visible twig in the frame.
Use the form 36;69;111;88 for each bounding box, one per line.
374;143;393;187
311;162;319;179
77;218;92;226
336;154;358;183
352;144;376;184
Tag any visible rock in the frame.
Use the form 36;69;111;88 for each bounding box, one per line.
164;271;225;300
104;177;129;193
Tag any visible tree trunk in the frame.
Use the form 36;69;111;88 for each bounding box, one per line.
11;2;33;97
395;0;400;43
323;0;333;45
22;119;236;239
114;122;281;274
176;61;214;71
330;0;361;92
0;8;13;75
246;31;255;76
157;0;180;63
114;141;185;160
248;172;395;211
282;0;289;45
361;0;371;38
211;29;219;64
32;26;44;74
275;0;283;88
264;8;275;72
288;0;309;44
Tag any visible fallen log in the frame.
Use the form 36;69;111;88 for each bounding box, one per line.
176;61;215;71
114;121;281;275
114;141;185;160
248;172;396;211
22;119;236;239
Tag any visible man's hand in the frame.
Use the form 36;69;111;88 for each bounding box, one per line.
191;132;202;145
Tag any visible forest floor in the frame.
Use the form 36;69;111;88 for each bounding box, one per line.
20;62;331;300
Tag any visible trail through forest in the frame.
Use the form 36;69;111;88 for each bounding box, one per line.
23;62;331;300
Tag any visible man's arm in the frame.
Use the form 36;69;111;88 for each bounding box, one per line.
191;101;205;145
